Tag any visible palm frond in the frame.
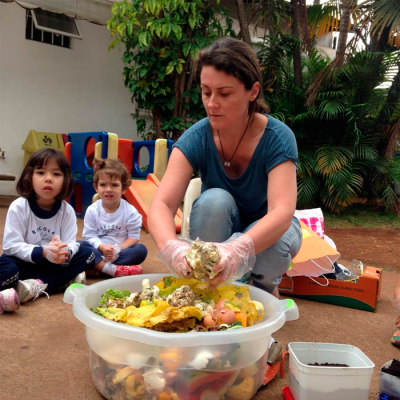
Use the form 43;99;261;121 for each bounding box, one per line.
316;146;353;174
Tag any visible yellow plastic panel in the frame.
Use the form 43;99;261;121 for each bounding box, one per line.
22;130;65;166
153;139;168;181
94;142;103;159
107;132;118;159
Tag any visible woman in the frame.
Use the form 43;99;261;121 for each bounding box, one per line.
148;37;302;295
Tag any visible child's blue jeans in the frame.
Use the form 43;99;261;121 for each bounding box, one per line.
91;243;147;266
189;188;302;293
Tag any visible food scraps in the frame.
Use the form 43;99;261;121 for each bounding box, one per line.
90;346;267;400
92;276;265;333
185;239;221;280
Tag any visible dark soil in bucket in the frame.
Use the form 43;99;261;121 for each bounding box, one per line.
308;362;349;367
382;359;400;378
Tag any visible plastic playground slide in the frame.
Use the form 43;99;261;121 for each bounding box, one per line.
124;173;183;233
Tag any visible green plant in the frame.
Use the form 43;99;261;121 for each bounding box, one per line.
107;0;233;141
258;38;400;213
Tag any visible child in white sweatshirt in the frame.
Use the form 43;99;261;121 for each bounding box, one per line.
83;158;147;277
0;148;95;314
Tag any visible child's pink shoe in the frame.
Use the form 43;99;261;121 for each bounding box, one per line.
114;265;142;277
391;329;400;347
0;288;20;314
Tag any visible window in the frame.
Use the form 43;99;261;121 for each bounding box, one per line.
25;9;82;49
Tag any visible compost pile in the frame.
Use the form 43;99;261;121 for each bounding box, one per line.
92;276;264;333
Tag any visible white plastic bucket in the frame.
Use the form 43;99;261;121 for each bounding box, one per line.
288;342;374;400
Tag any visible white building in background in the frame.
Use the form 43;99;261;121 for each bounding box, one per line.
0;2;137;196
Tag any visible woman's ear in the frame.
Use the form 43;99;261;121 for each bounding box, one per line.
250;81;260;100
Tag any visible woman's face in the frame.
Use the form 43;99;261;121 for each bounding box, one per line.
200;66;259;132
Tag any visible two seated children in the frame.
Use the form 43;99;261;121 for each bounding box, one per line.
0;149;146;314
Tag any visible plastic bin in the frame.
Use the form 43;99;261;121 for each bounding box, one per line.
21;130;65;166
64;273;299;400
288;342;374;400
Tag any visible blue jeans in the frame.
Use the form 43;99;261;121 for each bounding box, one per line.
90;243;148;266
0;242;95;293
189;188;302;293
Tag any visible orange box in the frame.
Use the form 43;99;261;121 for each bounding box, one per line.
278;267;382;312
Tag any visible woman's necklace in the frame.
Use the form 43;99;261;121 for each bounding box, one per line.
217;118;251;167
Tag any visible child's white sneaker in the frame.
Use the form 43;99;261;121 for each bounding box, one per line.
0;288;20;314
16;279;49;303
73;271;86;285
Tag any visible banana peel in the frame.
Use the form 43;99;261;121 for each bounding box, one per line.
241;300;265;326
225;376;254;400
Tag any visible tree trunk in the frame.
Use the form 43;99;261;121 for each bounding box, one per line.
236;0;252;46
152;108;165;139
376;60;400;158
370;26;391;52
336;0;351;68
291;0;302;88
265;0;275;35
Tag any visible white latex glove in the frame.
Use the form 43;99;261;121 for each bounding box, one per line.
157;239;193;278
208;233;256;287
42;236;69;264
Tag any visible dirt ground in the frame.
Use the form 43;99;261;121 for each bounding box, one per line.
325;228;400;271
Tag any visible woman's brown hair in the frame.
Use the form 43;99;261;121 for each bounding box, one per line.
195;37;270;118
17;148;74;201
92;158;132;192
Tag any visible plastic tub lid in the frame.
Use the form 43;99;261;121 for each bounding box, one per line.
64;273;299;347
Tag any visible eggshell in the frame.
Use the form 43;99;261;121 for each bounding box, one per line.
203;314;217;328
216;308;237;325
215;298;229;310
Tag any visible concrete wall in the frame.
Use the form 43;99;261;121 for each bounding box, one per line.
0;3;138;195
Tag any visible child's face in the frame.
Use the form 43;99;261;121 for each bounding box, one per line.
95;174;123;210
32;158;64;206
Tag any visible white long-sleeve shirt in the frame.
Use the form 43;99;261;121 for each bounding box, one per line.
3;197;80;263
83;199;142;249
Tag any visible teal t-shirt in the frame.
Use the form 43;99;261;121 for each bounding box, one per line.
174;115;298;227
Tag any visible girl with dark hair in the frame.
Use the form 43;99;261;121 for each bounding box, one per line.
148;38;302;295
82;158;147;277
0;148;95;314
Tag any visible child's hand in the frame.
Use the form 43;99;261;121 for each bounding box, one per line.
42;241;69;264
99;244;115;262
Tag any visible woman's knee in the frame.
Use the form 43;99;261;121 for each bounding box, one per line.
189;189;240;241
251;218;302;292
191;188;237;216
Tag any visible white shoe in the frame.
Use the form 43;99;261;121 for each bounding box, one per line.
73;271;86;285
16;279;49;303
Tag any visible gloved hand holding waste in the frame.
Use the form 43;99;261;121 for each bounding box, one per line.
42;235;70;264
157;239;193;277
158;233;256;287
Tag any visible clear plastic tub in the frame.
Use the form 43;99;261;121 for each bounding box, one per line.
288;342;374;400
64;273;299;400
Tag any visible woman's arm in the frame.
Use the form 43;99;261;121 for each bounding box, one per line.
245;160;297;253
148;148;194;249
